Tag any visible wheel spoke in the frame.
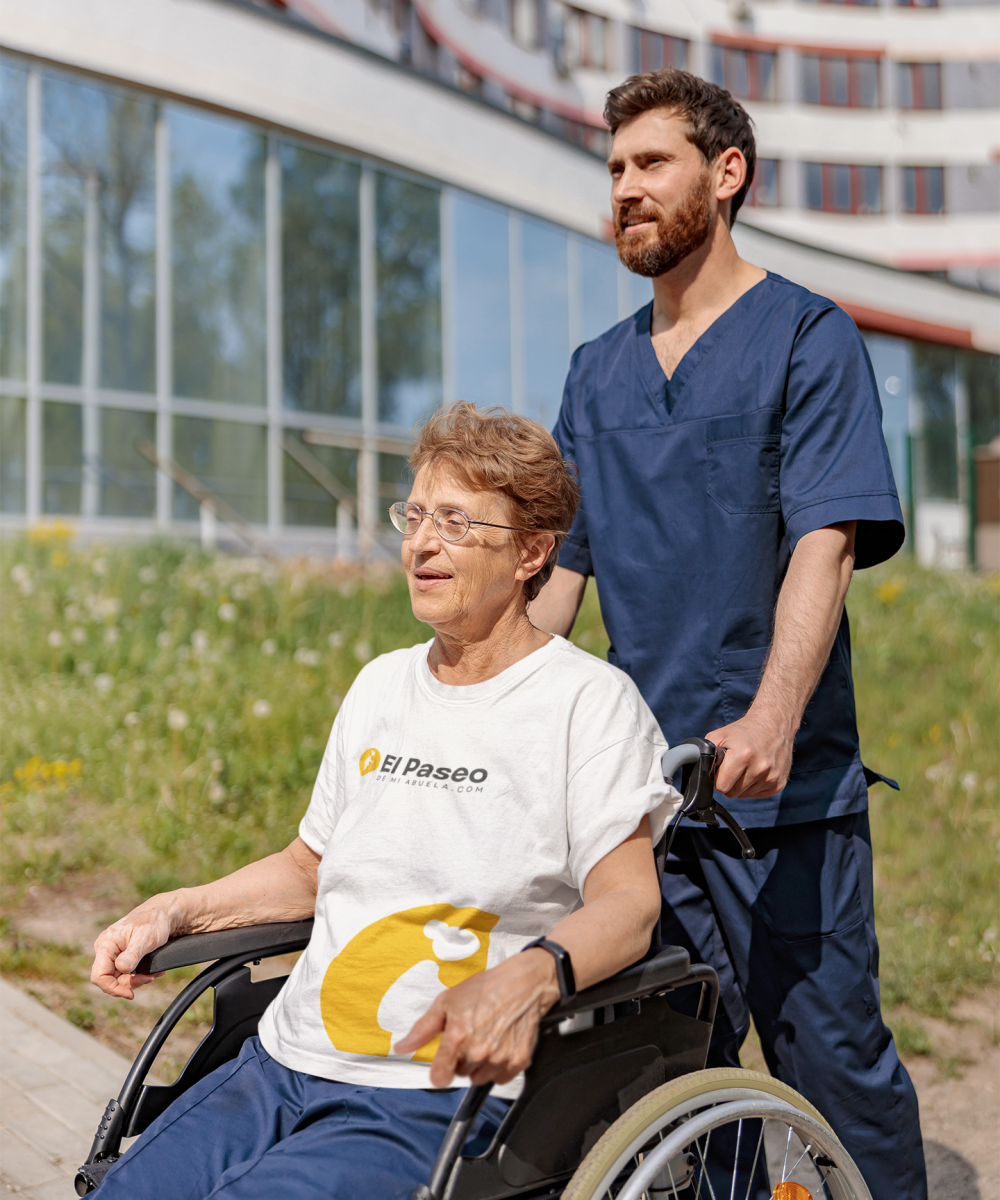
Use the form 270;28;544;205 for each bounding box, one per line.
742;1122;765;1200
693;1129;720;1200
729;1120;743;1200
780;1124;793;1182
786;1141;813;1180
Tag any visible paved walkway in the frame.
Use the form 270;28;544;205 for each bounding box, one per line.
0;979;130;1198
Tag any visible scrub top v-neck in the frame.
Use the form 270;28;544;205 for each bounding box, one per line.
553;271;904;827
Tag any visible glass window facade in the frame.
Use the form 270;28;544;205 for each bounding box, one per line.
170;106;266;406
376;172;442;429
100;407;156;517
0;62;28;382
282;144;361;416
0;395;26;512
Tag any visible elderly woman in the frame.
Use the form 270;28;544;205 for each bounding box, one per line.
90;403;678;1199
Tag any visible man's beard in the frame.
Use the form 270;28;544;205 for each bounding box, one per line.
614;171;713;279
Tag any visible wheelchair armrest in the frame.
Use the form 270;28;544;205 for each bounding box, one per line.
542;944;692;1024
136;919;315;974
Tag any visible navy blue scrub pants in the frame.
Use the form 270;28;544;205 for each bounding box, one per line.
661;812;927;1200
95;1037;510;1199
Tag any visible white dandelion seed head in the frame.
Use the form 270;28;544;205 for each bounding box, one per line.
261;638;276;656
104;627;120;644
208;782;226;802
167;708;189;731
71;627;86;644
328;631;344;649
294;648;320;667
47;630;64;647
138;566;157;584
353;641;372;664
191;630;210;655
124;712;141;727
94;673;114;695
92;558;108;577
252;699;272;718
218;603;237;623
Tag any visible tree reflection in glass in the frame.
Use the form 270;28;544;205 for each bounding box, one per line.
170;106;265;406
282;143;361;416
1;62;28;382
0;397;27;513
172;414;267;522
376;173;442;429
42;400;82;513
40;70;156;392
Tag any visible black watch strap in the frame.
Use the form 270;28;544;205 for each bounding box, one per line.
522;937;576;1000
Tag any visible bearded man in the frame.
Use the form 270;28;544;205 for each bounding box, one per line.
530;70;927;1199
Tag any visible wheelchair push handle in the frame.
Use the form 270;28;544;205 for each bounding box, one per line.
662;737;756;860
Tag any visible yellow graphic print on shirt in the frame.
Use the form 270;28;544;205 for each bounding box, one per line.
320;904;500;1062
359;748;381;775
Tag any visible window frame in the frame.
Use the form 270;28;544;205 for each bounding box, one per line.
801;52;882;108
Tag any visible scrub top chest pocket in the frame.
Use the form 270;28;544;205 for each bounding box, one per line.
706;411;782;516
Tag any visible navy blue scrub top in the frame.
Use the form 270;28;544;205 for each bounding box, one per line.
553;272;904;827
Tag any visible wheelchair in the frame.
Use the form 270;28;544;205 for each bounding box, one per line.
76;741;872;1200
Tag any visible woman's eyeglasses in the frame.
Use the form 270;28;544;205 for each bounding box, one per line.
388;501;537;543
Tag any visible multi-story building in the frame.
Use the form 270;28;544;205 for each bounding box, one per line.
293;0;1000;294
1;0;997;568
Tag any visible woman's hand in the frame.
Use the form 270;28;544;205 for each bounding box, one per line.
91;899;176;999
90;836;321;1000
395;948;561;1087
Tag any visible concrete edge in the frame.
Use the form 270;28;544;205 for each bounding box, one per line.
0;977;132;1078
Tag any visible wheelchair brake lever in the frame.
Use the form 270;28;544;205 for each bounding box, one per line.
675;738;755;860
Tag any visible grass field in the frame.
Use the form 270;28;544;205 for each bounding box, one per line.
1;528;997;1061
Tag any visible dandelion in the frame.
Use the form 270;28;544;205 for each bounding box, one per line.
77;661;94;675
71;627;86;645
51;549;68;568
261;639;276;656
208;782;226;802
354;641;372;664
47;630;64;648
92;558;108;577
338;580;356;598
105;627;120;645
218;603;238;622
252;699;272;718
167;708;189;731
138;566;157;584
192;630;210;655
124;712;141;727
204;718;216;734
156;631;171;649
94;673;114;695
211;758;224;774
328;631;344;649
65;604;80;622
97;597;121;619
294;648;321;667
11;564;33;595
960;771;979;793
876;578;905;605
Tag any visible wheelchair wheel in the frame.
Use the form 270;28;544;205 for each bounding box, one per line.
561;1067;872;1200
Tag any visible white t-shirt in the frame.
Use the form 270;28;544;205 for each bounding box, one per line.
257;635;678;1097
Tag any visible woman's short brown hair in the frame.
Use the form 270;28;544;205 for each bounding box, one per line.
409;402;580;602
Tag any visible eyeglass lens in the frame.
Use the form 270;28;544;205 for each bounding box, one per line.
389;502;471;542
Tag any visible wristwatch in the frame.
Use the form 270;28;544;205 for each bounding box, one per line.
521;937;576;1000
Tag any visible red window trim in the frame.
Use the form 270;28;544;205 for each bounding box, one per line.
811;163;882;215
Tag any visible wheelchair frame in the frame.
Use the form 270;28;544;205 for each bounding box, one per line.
76;919;718;1198
83;739;859;1199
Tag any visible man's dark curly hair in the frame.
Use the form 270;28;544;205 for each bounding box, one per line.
604;68;757;225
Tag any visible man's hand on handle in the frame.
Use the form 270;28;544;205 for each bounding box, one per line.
706;713;795;800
